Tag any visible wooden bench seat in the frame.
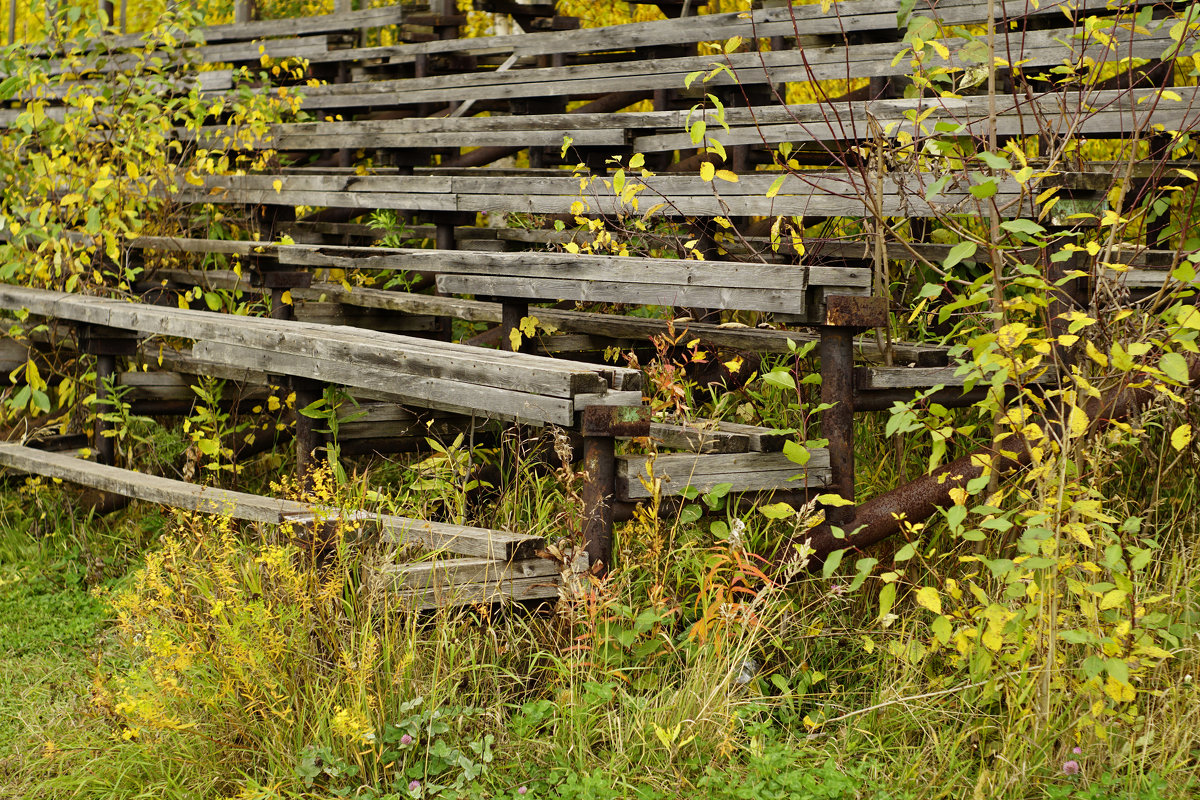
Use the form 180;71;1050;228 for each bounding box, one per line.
0;286;640;426
281;19;1171;112
124;236;945;363
182;169;1030;219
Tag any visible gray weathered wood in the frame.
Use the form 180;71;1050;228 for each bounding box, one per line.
188;340;580;425
0;442;541;559
436;275;813;315
374;554;562;592
857;364;1059;390
617;450;831;499
0;286;619;400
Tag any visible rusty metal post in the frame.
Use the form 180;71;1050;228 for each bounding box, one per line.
581;434;615;573
94;353;117;466
431;217;457;341
501;298;530;352
292;377;323;485
99;0;114;27
235;0;252;24
580;406;650;575
79;325;138;467
820;326;855;528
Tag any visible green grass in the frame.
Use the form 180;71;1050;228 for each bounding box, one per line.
0;562;110;798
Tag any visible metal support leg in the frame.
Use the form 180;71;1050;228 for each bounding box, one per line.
820;326;855;528
501;297;530;353
95;353;116;467
433;219;457;341
582;434;616;574
293;378;323;485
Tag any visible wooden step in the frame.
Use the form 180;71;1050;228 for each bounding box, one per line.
856;364;1059;390
616;450;830;500
370;553;573;611
646;419;788;454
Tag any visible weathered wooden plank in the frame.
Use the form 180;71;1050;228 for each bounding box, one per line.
285;283;937;362
189;341;580;426
0;442;541;559
647;421;751;454
385;573;561;611
572;391;644;411
295;22;1172;109
617;450;832;499
0;286;611;399
374;555;561;592
857;364;1059;390
186;171;1027;219
276;244;839;291
435;275;812;315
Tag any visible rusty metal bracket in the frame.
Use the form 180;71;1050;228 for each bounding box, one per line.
579;404;650;438
823;295;888;328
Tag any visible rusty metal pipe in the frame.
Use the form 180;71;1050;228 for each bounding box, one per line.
582;434;616;575
782;355;1200;568
820;326;855;527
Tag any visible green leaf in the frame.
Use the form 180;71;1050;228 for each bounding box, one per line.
847;557;878;592
931;615;952;645
821;548;844;579
816;493;855;507
759;502;795;520
969;179;998;199
878;582;897;621
943;241;977;269
1159;351;1190;384
1000;219;1045;237
782;439;810;466
977;151;1011;170
762;368;796;391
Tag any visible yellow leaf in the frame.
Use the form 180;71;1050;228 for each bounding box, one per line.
1085;340;1108;367
1099;588;1127;610
1177;306;1200;329
915;586;942;615
508;329;523;351
996;322;1029;350
816;493;854;507
280;290;292;305
980;623;1004;651
273;179;283;194
1104;676;1135;703
1171;423;1192;451
1175;167;1198;182
1066;403;1089;438
700;161;715;182
723;356;743;373
714;169;739;183
1065;522;1094;548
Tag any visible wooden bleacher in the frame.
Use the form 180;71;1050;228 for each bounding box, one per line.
1;0;1197;605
